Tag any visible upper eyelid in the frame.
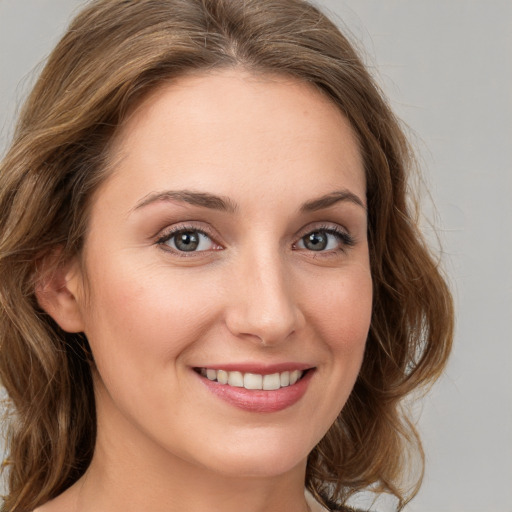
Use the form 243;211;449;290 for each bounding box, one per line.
299;228;354;242
295;221;352;238
155;222;218;241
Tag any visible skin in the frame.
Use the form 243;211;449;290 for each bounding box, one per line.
37;69;372;512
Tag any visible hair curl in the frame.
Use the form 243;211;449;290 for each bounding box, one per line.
0;0;453;510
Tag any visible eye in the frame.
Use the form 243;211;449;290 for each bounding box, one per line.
296;228;354;252
158;229;216;252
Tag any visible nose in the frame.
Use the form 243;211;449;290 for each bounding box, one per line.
224;250;304;346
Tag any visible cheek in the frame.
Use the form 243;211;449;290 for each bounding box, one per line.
309;265;373;354
79;258;222;381
288;265;372;439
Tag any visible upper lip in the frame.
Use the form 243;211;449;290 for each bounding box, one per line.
193;362;314;375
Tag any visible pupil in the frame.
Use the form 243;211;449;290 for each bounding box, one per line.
175;231;199;251
305;232;327;251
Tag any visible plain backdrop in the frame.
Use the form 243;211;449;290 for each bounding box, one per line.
1;1;511;511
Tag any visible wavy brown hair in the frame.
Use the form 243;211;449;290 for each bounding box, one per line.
0;0;453;510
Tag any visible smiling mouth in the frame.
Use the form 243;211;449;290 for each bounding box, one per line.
194;368;309;391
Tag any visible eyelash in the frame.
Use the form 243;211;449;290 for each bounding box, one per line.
295;224;356;254
156;224;220;257
155;223;355;256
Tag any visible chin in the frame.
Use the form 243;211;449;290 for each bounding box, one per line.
206;452;308;479
184;427;315;479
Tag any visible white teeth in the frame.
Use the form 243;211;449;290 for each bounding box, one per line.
280;371;290;387
199;368;305;390
227;371;244;387
289;370;301;385
244;373;263;390
262;373;281;390
217;369;228;385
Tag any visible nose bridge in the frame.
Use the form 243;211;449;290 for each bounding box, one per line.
226;244;300;345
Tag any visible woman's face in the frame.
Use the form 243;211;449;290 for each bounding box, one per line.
69;70;372;478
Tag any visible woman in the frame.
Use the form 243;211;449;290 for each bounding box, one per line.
0;1;454;511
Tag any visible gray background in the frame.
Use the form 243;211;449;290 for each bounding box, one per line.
1;1;511;511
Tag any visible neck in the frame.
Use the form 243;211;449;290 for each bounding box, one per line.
71;456;310;512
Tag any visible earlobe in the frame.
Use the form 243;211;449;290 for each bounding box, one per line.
35;254;85;333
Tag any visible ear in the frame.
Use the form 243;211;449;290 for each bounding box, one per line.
35;250;85;333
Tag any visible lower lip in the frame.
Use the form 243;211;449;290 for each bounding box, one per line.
197;370;314;413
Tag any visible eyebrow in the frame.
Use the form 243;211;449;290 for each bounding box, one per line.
300;190;366;213
133;190;238;213
132;188;366;214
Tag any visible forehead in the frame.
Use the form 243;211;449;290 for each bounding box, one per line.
101;69;365;210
